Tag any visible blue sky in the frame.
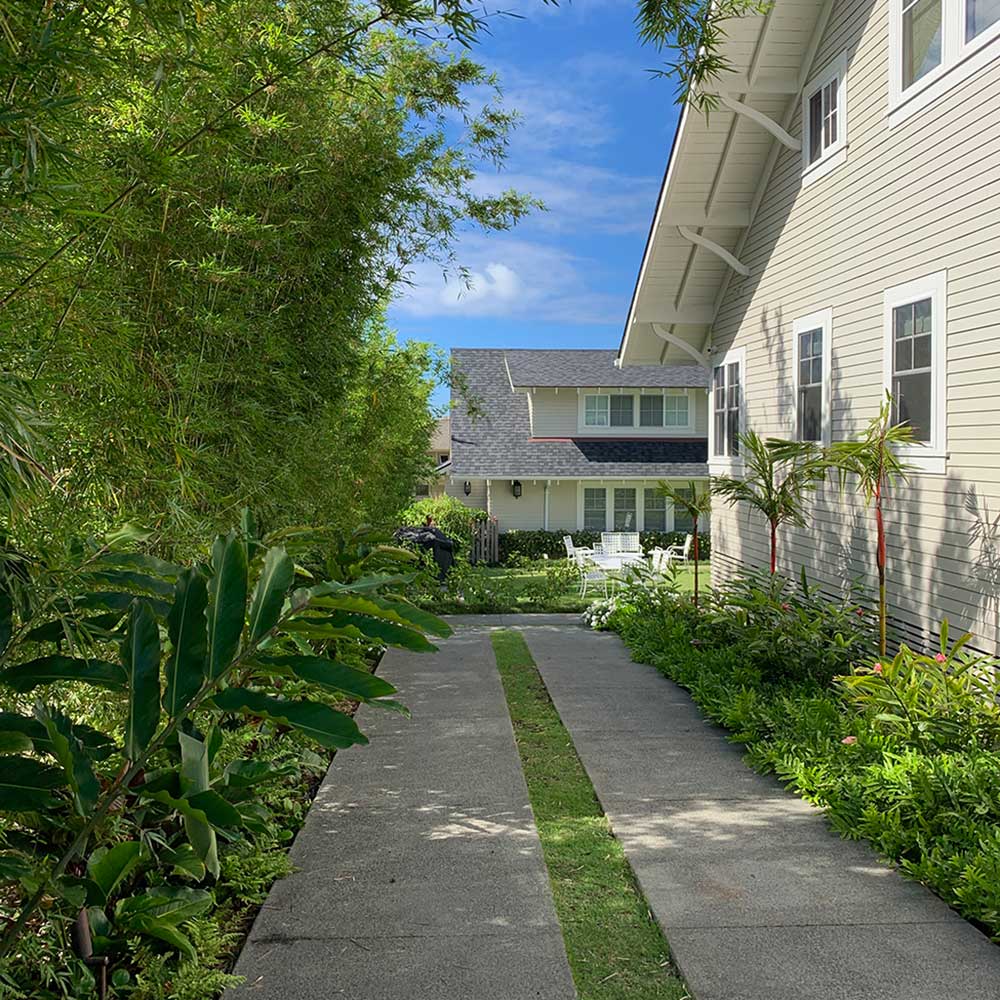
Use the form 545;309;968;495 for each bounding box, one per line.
386;0;682;409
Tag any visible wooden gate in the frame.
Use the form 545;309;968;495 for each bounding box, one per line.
470;518;499;565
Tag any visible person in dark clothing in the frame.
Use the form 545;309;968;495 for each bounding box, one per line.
396;521;455;580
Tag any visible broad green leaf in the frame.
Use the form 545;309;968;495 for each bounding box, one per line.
186;790;242;828
95;552;182;579
259;654;395;701
0;755;64;810
309;612;436;652
161;844;206;881
0;731;32;753
178;733;219;878
299;574;415;604
24;612;126;645
223;758;297;788
163;569;208;717
66;591;171;618
87;569;174;597
103;523;154;548
87;842;143;904
37;705;99;817
116;887;213;954
367;698;411;717
0;853;32;882
207;533;248;679
123;601;161;760
309;594;450;637
138;920;197;958
52;875;88;908
0;711;114;760
0;656;126;693
247;546;293;643
211;689;367;749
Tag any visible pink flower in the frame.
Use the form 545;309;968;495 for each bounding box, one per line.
855;608;864;617
935;652;947;663
872;663;883;674
841;736;858;745
781;602;791;611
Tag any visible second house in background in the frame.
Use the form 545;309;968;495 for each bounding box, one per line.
446;349;709;533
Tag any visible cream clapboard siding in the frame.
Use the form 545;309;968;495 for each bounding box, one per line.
709;0;1000;650
530;387;710;437
444;477;487;510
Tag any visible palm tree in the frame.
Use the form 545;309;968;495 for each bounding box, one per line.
828;395;913;657
712;431;829;577
657;480;712;606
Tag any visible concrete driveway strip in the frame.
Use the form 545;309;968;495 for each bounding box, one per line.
227;626;576;1000
521;623;1000;1000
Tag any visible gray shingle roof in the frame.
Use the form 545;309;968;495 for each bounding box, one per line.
504;349;709;388
450;349;709;478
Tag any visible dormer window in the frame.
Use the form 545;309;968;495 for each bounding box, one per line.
609;395;634;427
584;394;609;427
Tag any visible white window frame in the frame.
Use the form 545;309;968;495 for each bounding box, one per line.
583;393;610;427
643;487;668;531
581;485;609;531
792;309;833;446
801;53;848;187
709;346;746;476
608;393;636;429
663;390;693;430
889;0;1000;124
882;271;948;474
577;390;692;435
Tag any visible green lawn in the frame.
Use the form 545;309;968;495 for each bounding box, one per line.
491;629;689;1000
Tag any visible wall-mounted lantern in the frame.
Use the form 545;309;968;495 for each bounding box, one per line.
463;481;472;496
512;480;522;499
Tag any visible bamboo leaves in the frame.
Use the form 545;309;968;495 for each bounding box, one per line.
123;601;161;761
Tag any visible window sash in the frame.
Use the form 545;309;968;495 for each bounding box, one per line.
713;362;741;457
612;488;637;530
584;395;609;427
664;393;689;427
643;489;667;531
967;0;1000;38
891;297;934;442
902;0;943;89
583;488;607;531
609;395;634;427
639;395;663;427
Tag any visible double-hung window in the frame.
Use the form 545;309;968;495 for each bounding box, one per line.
584;394;609;427
712;354;743;460
583;487;607;530
883;272;947;472
613;488;637;530
664;391;690;428
639;394;663;427
801;54;847;184
643;488;667;531
609;394;634;428
793;309;833;445
891;0;1000;118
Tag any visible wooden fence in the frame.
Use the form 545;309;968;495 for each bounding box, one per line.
470;518;499;565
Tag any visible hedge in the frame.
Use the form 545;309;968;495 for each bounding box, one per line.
498;529;711;564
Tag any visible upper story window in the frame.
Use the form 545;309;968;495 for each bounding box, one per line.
584;394;609;427
664;392;690;427
883;272;947;473
801;54;847;185
609;395;634;427
793;309;833;445
639;394;663;427
712;354;743;459
891;0;1000;120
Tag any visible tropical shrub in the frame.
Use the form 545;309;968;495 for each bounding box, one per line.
498;530;711;564
398;496;489;551
0;518;448;992
609;579;1000;937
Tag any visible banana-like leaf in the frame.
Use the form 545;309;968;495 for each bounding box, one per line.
115;886;213;956
247;546;293;643
207;533;247;679
0;711;114;760
0;655;126;693
259;654;395;701
37;705;99;817
306;612;436;652
298;574;415;604
0;731;32;753
309;594;450;637
65;591;171;618
0;853;32;882
163;569;208;718
0;755;64;810
123;601;161;761
161;844;206;881
86;569;174;597
24;612;127;645
87;842;143;905
94;552;183;579
223;758;298;788
211;689;367;749
178;733;219;878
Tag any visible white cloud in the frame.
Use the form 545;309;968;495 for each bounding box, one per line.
394;236;625;324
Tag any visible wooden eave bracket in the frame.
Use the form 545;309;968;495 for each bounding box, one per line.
677;227;751;278
717;93;802;152
651;324;712;369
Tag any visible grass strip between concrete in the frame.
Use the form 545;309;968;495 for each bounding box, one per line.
490;628;690;1000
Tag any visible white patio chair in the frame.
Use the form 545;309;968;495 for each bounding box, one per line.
572;549;609;598
601;532;641;557
563;535;595;561
650;534;693;574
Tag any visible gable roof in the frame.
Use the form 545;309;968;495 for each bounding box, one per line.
450;349;708;478
504;349;709;388
617;0;830;367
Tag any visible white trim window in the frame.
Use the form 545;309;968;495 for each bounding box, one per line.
883;272;948;473
583;487;608;530
664;391;690;428
613;488;637;530
584;394;609;427
643;488;668;530
890;0;1000;121
801;53;847;186
711;347;745;467
792;309;833;445
639;394;663;427
609;394;634;428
